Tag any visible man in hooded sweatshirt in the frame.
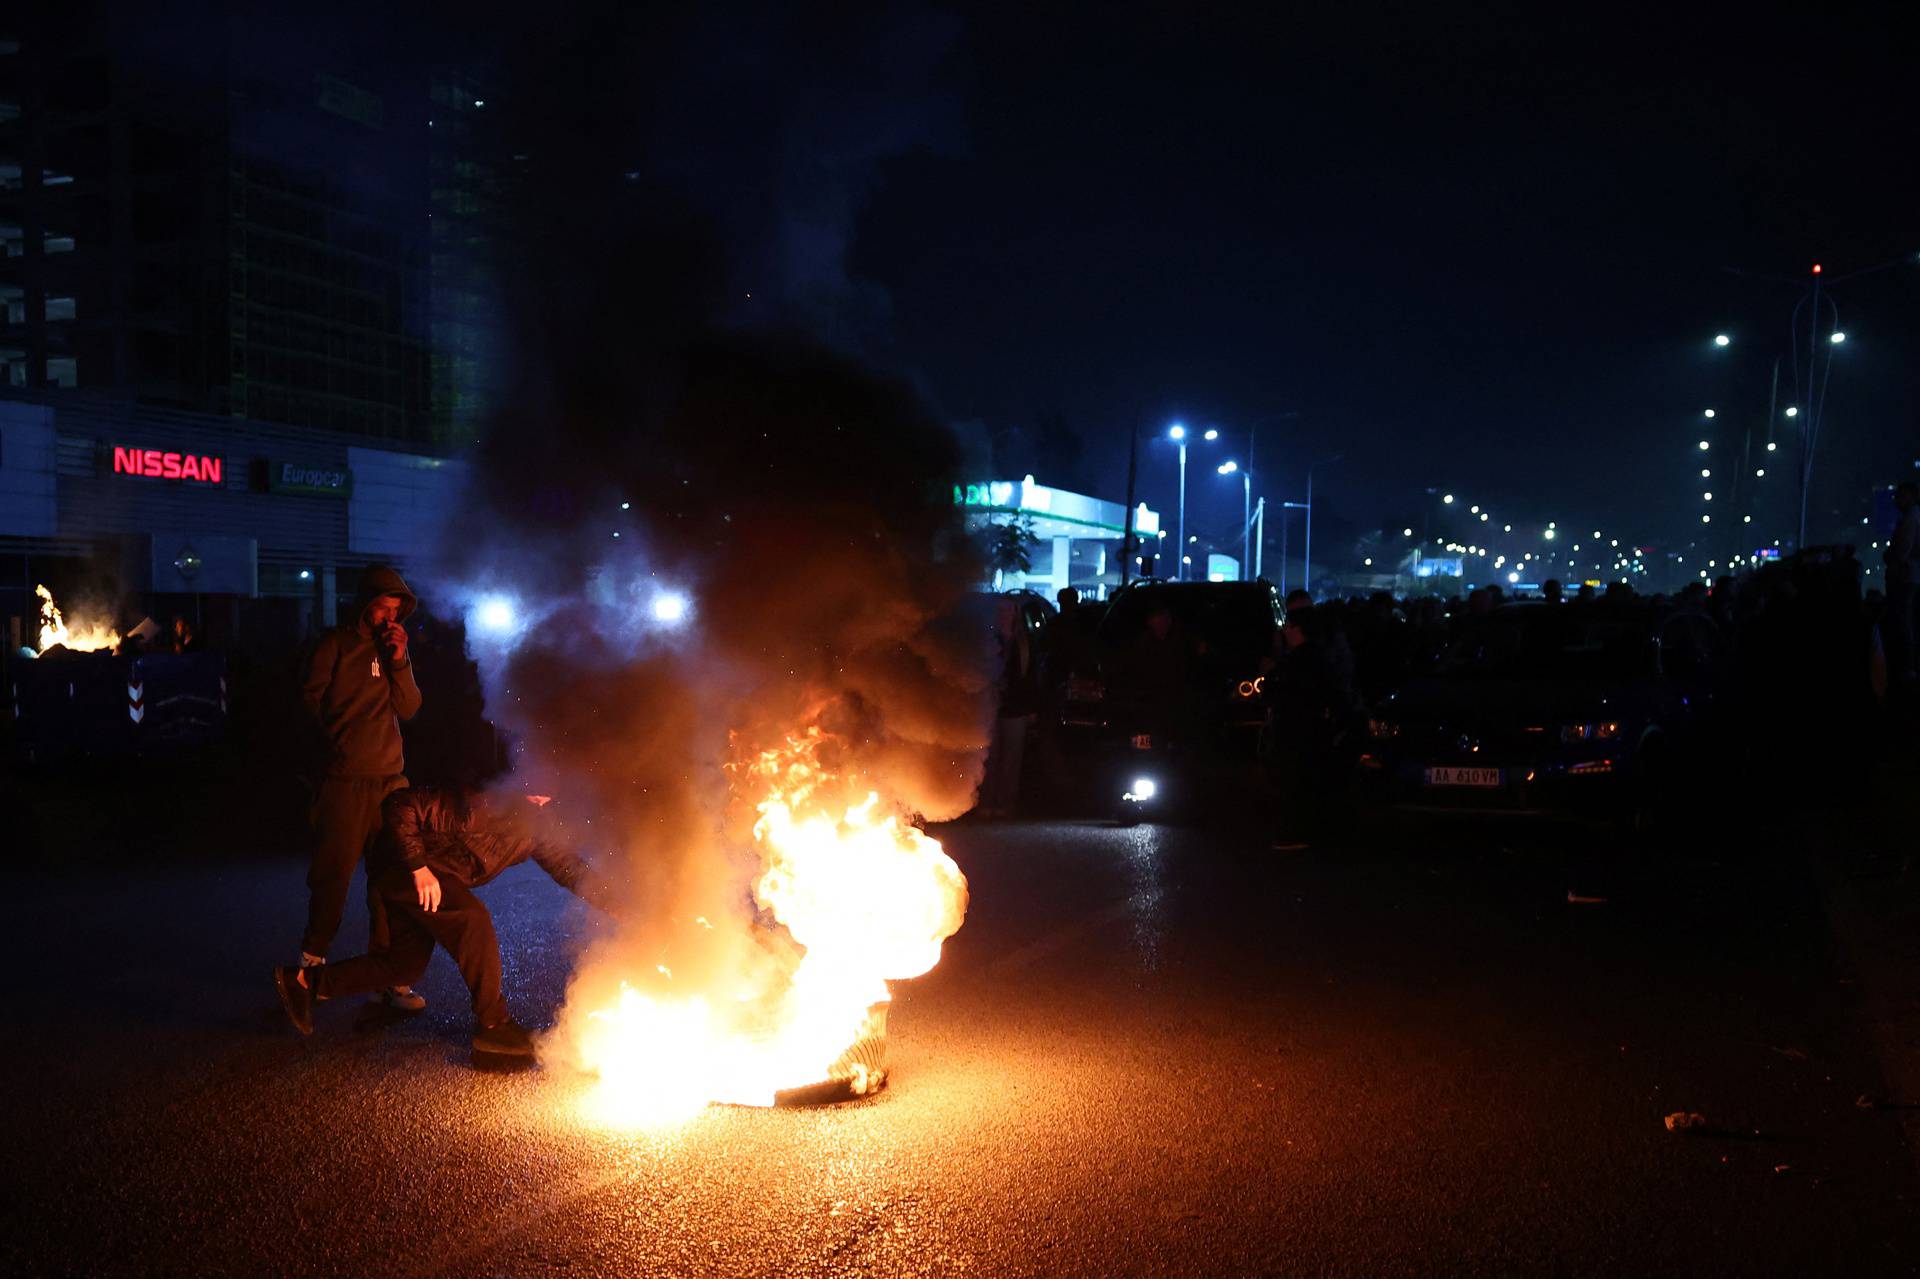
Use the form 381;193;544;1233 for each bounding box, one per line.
295;564;425;1008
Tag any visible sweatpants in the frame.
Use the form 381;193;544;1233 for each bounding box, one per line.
302;774;406;958
312;869;509;1028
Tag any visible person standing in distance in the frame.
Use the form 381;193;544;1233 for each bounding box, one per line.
296;564;426;1010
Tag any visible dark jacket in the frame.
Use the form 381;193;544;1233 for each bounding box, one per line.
300;565;423;777
374;788;616;912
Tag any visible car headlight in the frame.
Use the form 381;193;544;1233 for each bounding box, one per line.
1560;721;1622;743
1366;718;1401;739
1126;777;1157;801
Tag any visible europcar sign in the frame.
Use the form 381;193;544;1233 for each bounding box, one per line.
267;459;353;498
113;446;224;485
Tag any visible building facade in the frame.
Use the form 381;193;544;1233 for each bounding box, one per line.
0;8;503;450
1;391;464;653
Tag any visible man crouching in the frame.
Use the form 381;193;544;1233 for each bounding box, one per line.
274;786;615;1062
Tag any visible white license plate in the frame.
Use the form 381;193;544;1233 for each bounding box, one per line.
1425;766;1502;788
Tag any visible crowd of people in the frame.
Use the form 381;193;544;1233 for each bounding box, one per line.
987;499;1917;842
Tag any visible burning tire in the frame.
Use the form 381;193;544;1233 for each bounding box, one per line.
773;1000;890;1107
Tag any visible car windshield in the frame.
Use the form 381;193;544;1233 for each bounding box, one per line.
1097;584;1278;661
1434;609;1654;680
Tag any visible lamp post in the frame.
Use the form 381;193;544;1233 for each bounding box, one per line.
1217;459;1253;579
1302;454;1343;599
1165;422;1221;580
1169;424;1188;580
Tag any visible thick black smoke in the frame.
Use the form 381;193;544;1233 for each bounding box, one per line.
422;7;992;1023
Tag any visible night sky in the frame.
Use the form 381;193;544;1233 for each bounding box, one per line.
130;2;1920;572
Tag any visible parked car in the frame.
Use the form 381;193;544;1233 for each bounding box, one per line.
1045;580;1282;817
1358;603;1724;828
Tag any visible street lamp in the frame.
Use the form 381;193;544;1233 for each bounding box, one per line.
1302;454;1342;598
1217;460;1257;580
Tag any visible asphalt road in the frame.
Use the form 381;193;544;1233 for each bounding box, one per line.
2;812;1916;1277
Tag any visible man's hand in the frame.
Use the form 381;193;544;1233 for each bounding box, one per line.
413;866;442;912
382;621;410;666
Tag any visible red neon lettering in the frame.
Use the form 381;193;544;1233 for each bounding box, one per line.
113;445;222;483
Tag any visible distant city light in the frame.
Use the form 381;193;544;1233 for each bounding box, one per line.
1714;334;1731;346
1479;512;1489;521
1698;440;1710;450
1403;527;1413;537
1470;505;1480;514
1755;468;1765;477
1503;524;1511;532
1701;468;1711;478
652;592;690;624
1703;409;1716;419
1702;492;1712;501
1203;428;1219;441
298;568;312;581
1702;514;1711;523
1785;406;1799;417
1442;493;1455;504
1169;423;1187;441
1744;515;1753;523
1508;571;1520;583
1217;460;1238;474
1830;331;1846;344
1767;441;1778;452
1544;529;1557;540
620;501;631;510
1364;557;1373;566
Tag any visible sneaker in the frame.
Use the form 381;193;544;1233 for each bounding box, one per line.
375;985;427;1012
472;1017;536;1057
274;966;315;1035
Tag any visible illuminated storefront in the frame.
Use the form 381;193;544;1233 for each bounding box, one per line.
956;477;1162;599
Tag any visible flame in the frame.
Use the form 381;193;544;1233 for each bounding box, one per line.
34;584;120;654
568;727;968;1125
